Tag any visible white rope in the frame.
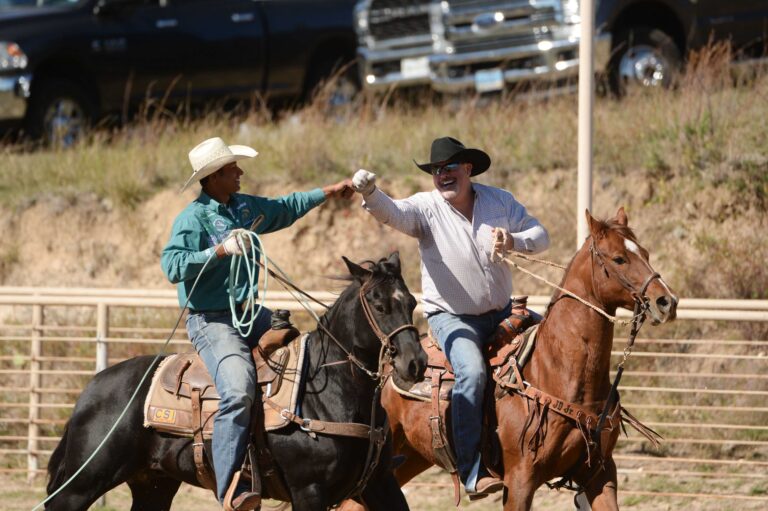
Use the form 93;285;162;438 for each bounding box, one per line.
498;253;633;326
228;230;268;337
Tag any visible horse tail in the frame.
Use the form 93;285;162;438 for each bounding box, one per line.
46;421;70;495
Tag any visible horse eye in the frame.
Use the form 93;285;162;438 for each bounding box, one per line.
613;256;626;265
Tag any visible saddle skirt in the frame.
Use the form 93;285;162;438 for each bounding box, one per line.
143;333;309;438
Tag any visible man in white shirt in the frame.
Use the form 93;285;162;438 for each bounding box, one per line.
351;136;550;498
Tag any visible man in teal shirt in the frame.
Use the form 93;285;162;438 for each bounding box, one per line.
161;137;352;510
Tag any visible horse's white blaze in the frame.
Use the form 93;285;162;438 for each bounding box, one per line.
624;239;641;256
392;289;405;301
623;237;677;300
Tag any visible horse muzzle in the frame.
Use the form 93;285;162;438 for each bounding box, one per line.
648;292;678;325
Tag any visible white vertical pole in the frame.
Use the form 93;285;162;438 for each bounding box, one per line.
95;303;109;507
577;0;595;249
27;305;43;483
96;303;108;373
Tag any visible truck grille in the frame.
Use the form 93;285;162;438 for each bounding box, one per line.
368;0;432;41
444;0;559;53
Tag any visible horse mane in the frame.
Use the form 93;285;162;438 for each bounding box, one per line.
544;218;639;317
320;257;395;325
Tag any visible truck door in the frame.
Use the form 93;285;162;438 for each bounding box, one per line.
90;0;195;111
696;1;768;58
169;0;266;102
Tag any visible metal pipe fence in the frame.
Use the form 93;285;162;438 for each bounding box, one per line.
0;287;766;504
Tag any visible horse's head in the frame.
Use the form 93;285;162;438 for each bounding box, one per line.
342;252;427;388
586;207;678;325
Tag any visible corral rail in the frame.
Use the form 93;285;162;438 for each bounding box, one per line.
0;287;766;506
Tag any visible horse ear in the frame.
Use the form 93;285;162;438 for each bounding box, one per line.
615;206;628;226
386;251;401;274
342;256;372;283
585;209;603;239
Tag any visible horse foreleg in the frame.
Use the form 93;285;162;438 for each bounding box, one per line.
360;471;409;511
127;474;182;511
501;468;536;511
575;457;619;511
393;444;433;486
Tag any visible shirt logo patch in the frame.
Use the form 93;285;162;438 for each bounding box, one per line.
212;218;228;232
241;208;251;222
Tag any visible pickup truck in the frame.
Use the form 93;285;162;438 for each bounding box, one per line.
354;0;768;95
0;0;358;145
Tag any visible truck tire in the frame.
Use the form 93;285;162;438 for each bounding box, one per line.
25;79;95;147
609;26;682;95
305;56;360;111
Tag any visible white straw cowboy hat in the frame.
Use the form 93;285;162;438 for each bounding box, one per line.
181;137;258;191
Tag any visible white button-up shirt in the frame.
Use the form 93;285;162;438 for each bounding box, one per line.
363;183;549;316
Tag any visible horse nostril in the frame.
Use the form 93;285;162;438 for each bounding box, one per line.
656;295;670;313
409;357;426;381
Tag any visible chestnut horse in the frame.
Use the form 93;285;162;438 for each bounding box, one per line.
342;208;678;511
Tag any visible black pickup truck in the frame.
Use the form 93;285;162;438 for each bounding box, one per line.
0;0;357;145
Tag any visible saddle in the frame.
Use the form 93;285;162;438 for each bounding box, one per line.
390;297;540;503
143;317;305;495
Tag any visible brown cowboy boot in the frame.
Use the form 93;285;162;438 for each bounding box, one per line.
223;470;261;511
467;475;504;501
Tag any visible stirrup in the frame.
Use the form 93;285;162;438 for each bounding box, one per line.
224;470;262;511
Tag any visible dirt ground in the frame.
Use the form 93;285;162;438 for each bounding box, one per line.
10;467;764;511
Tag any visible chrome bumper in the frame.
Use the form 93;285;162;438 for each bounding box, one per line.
358;45;434;91
430;32;612;93
0;73;32;121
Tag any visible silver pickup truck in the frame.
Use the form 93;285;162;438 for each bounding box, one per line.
354;0;610;94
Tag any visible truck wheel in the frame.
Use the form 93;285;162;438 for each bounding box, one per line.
305;56;360;111
26;79;95;147
609;26;682;95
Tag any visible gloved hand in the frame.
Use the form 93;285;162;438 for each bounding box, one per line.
352;169;377;196
222;228;252;256
491;227;511;263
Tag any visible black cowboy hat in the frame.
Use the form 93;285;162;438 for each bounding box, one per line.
414;136;491;176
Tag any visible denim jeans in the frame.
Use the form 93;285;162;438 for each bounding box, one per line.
427;301;512;492
185;306;273;503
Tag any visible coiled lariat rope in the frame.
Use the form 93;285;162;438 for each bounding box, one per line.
228;230;268;337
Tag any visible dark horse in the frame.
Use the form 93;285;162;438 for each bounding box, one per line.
45;252;427;511
342;208;678;511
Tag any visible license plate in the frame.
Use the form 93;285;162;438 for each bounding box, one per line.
475;68;504;92
400;56;430;79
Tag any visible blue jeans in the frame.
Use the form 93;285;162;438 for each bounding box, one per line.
427;301;512;493
185;307;273;503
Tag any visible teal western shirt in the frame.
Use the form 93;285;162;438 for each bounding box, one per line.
161;189;326;311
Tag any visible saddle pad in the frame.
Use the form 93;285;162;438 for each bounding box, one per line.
143;334;309;437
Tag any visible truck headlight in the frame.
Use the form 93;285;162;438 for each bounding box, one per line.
0;42;28;70
562;0;581;25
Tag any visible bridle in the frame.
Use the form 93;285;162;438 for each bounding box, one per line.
316;279;420;385
313;277;421;501
589;237;661;313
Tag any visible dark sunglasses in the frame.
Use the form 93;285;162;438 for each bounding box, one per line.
431;162;463;176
